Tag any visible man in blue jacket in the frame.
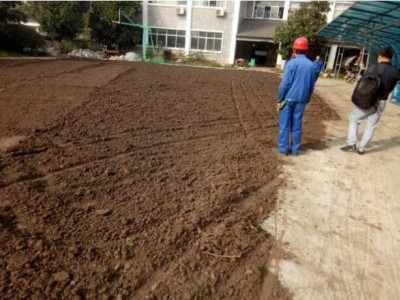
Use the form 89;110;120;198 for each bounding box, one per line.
277;37;315;155
313;55;324;82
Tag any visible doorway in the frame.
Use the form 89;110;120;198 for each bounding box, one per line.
235;41;278;67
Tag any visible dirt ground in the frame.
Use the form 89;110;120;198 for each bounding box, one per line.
0;59;335;299
262;78;400;299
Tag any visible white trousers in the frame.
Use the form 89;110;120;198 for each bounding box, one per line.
346;100;386;152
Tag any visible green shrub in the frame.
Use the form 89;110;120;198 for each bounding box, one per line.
145;47;155;60
57;40;75;54
186;52;223;68
0;24;46;54
87;40;103;52
146;44;164;60
51;39;104;55
0;50;8;57
73;39;88;50
72;39;103;51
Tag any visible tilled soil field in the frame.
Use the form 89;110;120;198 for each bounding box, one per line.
0;59;336;299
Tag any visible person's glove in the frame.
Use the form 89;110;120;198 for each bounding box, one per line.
277;100;286;112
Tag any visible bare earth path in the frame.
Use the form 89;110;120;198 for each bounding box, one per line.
262;78;400;299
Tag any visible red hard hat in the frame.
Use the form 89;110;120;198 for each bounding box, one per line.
293;37;309;51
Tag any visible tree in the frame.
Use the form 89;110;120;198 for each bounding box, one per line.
0;1;27;25
28;1;89;41
0;24;46;53
274;1;330;60
0;1;27;34
0;2;45;54
88;2;141;51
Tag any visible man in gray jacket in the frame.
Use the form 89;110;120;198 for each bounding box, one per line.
341;47;399;154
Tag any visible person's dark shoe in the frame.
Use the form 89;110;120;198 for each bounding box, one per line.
357;149;365;155
340;144;356;152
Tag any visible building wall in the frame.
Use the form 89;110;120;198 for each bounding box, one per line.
238;1;246;26
191;3;234;62
146;1;235;64
145;0;356;66
147;6;186;29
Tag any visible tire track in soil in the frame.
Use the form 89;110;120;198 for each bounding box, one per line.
54;119;245;147
59;61;106;74
1;120;280;199
0;128;255;189
247;78;276;119
210;72;286;298
0;59;46;69
0;60;102;83
1;69;275;190
231;73;276;137
235;73;278;146
0;119;276;162
48;117;276;151
1;71;277;189
2;123;278;187
14;67;136;136
230;79;249;137
1;60;129;89
239;77;269;131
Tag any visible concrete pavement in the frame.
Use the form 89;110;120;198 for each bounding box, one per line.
262;77;400;300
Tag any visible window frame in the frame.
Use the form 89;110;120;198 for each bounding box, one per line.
190;30;224;53
149;27;186;50
148;0;187;7
192;1;227;8
245;1;285;20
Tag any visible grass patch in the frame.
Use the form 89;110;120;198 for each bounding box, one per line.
184;52;223;68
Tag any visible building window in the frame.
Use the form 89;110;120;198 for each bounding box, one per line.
245;1;285;20
191;31;223;52
193;1;226;7
150;28;186;49
149;0;187;6
288;1;307;17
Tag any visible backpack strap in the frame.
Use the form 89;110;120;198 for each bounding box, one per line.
374;64;383;101
374;63;382;77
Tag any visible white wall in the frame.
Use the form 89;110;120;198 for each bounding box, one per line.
146;0;236;64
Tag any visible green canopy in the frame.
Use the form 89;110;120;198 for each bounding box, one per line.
318;1;400;68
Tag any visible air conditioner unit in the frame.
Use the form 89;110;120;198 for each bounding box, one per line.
216;8;225;17
176;7;185;15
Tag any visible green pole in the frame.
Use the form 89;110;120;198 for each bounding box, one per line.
117;10;153;61
143;28;148;60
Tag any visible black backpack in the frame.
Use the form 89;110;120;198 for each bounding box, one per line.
351;65;382;109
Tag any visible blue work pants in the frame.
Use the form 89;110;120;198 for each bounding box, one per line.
277;102;306;154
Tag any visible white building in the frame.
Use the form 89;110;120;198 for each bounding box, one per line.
143;0;355;68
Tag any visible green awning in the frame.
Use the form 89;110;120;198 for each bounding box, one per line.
318;1;400;68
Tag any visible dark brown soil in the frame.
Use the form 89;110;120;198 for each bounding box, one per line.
0;59;335;299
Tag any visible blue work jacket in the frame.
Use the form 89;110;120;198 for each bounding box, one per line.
278;54;315;103
313;60;324;73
